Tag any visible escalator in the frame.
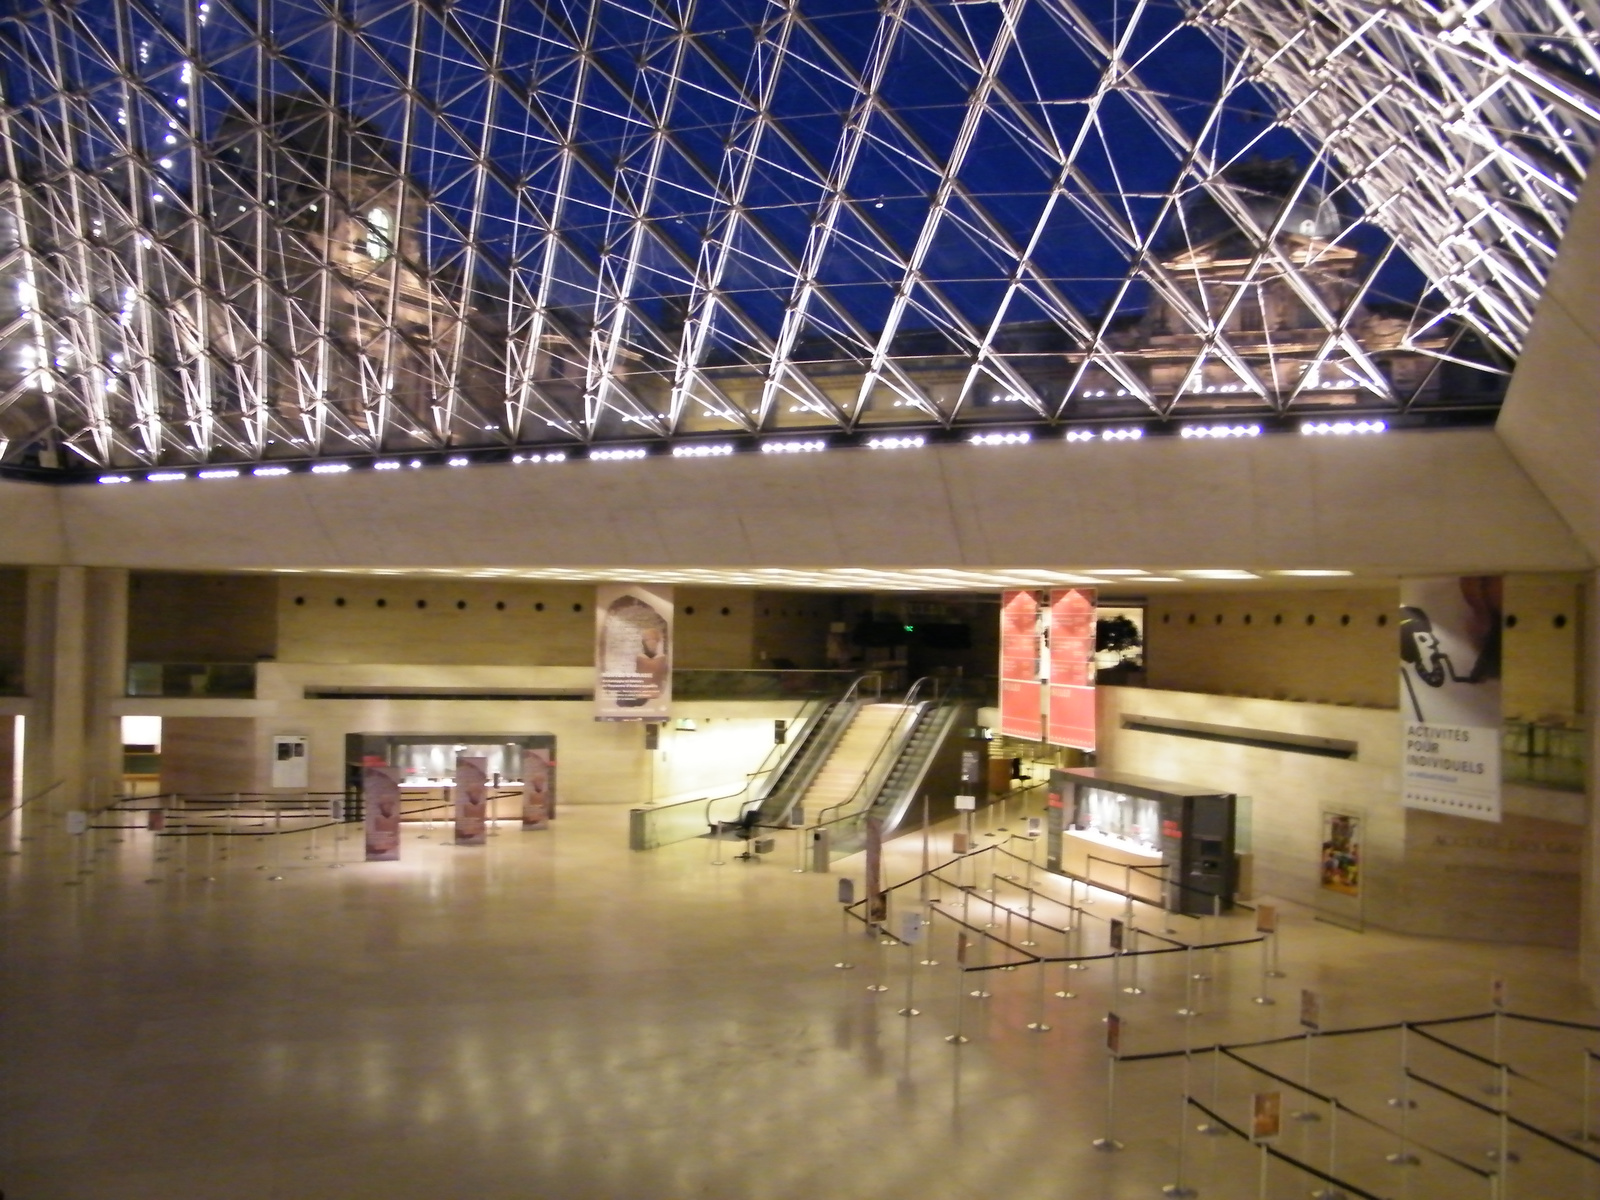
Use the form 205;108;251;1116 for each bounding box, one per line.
808;678;971;860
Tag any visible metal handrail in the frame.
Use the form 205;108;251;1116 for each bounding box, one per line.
753;672;882;822
814;675;939;830
0;779;65;824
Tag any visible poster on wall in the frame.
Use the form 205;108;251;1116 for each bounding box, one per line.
270;735;309;789
1047;588;1097;750
454;755;488;845
1399;577;1503;823
1319;811;1361;897
522;747;553;830
999;589;1043;741
363;764;402;861
595;584;674;721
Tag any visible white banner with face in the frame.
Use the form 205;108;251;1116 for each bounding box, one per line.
454;755;488;845
1399;577;1502;823
595;584;673;721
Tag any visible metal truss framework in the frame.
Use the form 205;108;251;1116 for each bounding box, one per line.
0;0;1593;469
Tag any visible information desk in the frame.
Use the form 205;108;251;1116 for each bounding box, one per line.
1045;767;1236;915
1058;827;1166;906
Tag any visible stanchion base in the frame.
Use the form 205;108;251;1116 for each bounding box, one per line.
1090;1137;1123;1152
327;863;341;870
1160;1185;1197;1198
969;989;992;999
1054;990;1077;999
944;1034;968;1044
1001;965;1018;972
1122;986;1145;995
1025;1021;1051;1032
1190;973;1211;982
1289;1110;1321;1123
143;878;161;884
1266;969;1287;979
1176;1007;1202;1017
1484;1149;1519;1164
1385;1097;1417;1110
865;983;889;992
1195;1123;1224;1136
834;962;855;969
267;874;284;881
1019;940;1037;947
1066;962;1088;971
1384;1152;1419;1166
1251;996;1276;1005
1309;1188;1347;1200
62;879;81;887
919;959;940;966
897;1007;921;1017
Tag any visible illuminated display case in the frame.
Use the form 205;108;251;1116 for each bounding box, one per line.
1045;767;1235;915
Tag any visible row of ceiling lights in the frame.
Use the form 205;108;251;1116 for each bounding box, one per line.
94;419;1388;486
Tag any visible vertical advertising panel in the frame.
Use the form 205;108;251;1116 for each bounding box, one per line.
521;747;553;830
1047;587;1097;750
595;584;674;721
1399;577;1502;822
363;764;402;861
454;755;488;845
999;589;1043;741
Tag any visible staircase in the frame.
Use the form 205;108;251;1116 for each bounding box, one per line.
801;703;910;821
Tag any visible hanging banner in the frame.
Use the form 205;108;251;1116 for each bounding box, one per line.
521;747;553;830
454;755;488;845
595;584;673;721
1047;587;1097;750
999;589;1043;741
363;764;402;862
864;813;887;924
1399;577;1502;822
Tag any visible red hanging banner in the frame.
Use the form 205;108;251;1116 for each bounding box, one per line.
1047;587;1097;750
999;589;1044;741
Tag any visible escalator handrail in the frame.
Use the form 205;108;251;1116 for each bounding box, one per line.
751;672;882;821
813;676;939;830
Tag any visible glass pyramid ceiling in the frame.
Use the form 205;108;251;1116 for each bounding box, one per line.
0;0;1594;469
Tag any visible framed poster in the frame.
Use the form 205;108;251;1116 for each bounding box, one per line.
1319;811;1361;897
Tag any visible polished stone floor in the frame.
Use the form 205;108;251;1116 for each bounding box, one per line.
2;799;1597;1199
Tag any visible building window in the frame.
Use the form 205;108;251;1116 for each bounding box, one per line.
365;207;393;262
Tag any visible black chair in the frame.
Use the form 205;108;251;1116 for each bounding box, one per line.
731;809;762;861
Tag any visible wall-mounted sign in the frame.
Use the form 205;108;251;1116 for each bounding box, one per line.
596;583;674;721
1399;577;1502;823
270;735;309;789
1319;811;1361;897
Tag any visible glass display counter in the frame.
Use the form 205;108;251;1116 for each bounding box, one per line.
1045;767;1235;915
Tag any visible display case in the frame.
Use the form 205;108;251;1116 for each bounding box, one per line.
1045;767;1235;915
344;732;557;814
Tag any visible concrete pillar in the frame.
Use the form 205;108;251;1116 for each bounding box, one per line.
21;566;128;812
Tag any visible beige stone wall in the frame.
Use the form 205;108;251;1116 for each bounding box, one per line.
128;572;278;663
1142;575;1584;720
1097;686;1581;948
1144;588;1397;707
1502;574;1585;722
159;716;257;795
276;577;761;669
